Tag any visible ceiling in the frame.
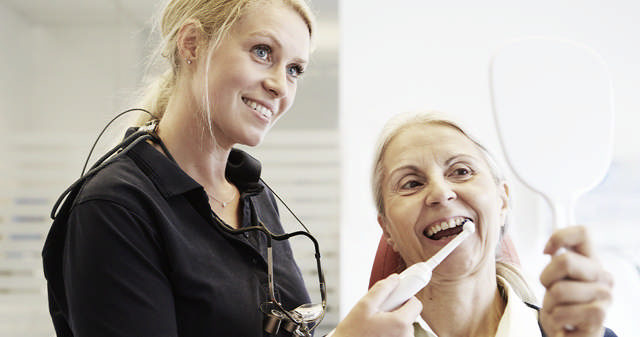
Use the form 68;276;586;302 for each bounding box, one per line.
0;0;338;52
0;0;337;27
0;0;157;25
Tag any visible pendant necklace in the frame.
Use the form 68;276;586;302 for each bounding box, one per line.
207;188;237;208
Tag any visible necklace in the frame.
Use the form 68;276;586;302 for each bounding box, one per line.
207;188;237;208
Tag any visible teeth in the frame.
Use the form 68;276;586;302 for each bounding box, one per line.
426;218;467;238
243;98;273;118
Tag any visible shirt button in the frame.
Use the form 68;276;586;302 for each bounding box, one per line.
251;258;257;264
243;232;250;238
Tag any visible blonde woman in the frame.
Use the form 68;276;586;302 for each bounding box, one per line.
43;1;420;336
371;111;615;337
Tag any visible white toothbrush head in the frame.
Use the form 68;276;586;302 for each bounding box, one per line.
462;220;475;234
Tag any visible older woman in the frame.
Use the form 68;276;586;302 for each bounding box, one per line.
371;111;615;337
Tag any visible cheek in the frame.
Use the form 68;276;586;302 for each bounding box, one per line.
281;86;297;114
385;197;421;240
209;61;249;88
473;192;504;246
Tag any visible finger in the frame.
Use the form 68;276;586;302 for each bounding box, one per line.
542;280;612;310
540;251;610;287
540;301;609;337
544;226;595;258
363;274;401;309
392;296;422;318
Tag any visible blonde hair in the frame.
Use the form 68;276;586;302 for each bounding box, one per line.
371;110;537;304
136;0;315;127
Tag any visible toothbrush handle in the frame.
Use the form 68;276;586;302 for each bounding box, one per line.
380;263;431;312
380;222;475;311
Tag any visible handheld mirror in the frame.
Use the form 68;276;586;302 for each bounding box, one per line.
490;37;614;230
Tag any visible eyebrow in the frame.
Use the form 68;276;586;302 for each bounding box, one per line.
387;164;422;180
387;153;476;177
251;31;309;65
444;153;476;166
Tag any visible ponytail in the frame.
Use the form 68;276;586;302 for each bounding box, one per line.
135;69;176;126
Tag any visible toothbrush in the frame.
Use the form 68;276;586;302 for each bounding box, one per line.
380;220;476;312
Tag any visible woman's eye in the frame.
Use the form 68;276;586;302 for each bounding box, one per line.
287;65;304;79
449;165;474;179
400;180;422;190
252;45;271;61
453;168;470;175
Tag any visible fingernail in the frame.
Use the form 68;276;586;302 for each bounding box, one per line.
555;247;567;256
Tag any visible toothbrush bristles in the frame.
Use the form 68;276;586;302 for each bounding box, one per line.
463;220;475;233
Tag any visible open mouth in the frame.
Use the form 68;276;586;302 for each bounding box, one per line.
242;97;273;119
424;218;472;240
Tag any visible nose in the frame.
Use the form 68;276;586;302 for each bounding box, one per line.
263;66;289;99
424;177;456;206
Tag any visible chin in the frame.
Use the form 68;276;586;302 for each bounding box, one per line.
241;134;267;147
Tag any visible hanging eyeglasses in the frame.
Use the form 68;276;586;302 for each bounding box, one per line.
210;190;327;337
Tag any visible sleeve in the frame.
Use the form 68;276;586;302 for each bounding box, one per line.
63;199;177;337
604;327;618;337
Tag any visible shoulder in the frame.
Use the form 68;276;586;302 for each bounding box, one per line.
603;327;618;337
72;138;189;211
75;155;157;210
58;140;184;228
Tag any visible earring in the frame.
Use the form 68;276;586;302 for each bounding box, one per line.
185;57;192;65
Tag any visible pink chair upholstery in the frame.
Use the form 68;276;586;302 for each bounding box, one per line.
369;234;521;288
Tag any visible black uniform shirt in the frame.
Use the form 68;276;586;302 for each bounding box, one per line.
43;137;310;337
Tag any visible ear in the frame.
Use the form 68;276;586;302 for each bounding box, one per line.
176;20;205;64
377;213;398;252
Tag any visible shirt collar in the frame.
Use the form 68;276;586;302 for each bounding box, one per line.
127;133;264;198
494;275;541;337
413;276;541;337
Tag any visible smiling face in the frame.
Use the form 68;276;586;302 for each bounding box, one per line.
200;1;310;147
377;123;509;277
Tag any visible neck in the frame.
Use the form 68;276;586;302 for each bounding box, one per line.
158;91;233;195
417;264;506;337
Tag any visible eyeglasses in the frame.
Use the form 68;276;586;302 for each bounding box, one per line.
211;184;327;337
260;223;327;336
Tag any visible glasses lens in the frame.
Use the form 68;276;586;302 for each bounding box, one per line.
291;303;324;323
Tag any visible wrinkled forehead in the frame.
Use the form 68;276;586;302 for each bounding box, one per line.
384;122;500;181
383;124;489;178
384;123;475;159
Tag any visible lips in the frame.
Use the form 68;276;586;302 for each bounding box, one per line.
424;217;471;240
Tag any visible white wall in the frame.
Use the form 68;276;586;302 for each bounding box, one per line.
0;5;147;335
31;25;144;132
340;1;640;335
0;3;35;132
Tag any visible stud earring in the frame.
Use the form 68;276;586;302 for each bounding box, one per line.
186;58;192;64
